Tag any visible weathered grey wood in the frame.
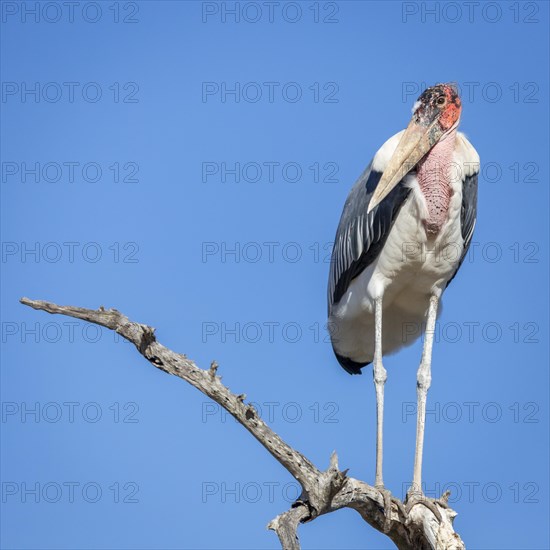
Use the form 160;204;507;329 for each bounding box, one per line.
20;297;465;550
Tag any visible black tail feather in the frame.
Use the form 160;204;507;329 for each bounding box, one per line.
334;352;370;375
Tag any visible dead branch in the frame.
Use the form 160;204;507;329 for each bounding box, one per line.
20;297;465;550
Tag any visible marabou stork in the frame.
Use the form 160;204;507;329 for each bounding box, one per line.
327;83;479;513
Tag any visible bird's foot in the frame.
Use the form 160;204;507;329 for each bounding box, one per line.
404;487;449;523
376;485;407;532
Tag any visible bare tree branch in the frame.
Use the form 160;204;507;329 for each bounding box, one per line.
20;297;465;550
268;505;310;550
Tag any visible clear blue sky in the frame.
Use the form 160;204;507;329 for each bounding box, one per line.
1;1;549;549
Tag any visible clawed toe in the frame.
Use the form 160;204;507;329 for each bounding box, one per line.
404;490;448;523
376;486;407;531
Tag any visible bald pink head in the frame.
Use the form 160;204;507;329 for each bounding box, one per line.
413;83;462;132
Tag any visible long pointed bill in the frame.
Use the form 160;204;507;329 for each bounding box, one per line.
367;117;443;213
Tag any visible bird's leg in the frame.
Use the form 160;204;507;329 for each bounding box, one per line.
373;295;387;489
372;296;402;530
371;296;410;529
408;294;439;505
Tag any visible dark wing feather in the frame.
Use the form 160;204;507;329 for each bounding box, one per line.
445;170;478;288
327;164;411;314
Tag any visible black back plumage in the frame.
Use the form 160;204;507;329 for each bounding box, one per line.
327;165;411;374
445;171;478;287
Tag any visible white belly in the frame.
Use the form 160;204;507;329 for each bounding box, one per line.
329;174;464;364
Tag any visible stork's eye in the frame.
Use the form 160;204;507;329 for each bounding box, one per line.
437;96;446;105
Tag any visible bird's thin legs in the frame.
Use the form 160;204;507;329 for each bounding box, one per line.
411;294;439;495
373;297;400;529
373;296;387;488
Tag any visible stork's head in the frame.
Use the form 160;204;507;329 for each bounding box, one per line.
368;83;462;212
412;83;462;132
